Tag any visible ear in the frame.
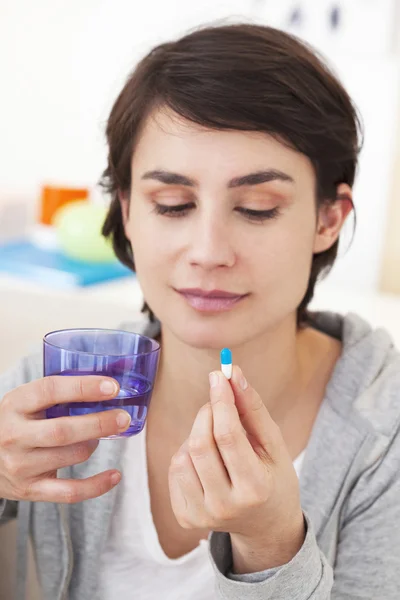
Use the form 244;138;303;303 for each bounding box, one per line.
313;183;354;254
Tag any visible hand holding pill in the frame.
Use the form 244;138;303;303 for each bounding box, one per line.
168;348;305;574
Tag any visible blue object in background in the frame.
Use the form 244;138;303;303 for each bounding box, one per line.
0;240;133;288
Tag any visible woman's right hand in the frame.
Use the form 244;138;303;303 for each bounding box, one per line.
0;376;131;504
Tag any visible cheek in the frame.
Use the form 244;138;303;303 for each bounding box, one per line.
128;211;175;283
129;239;161;310
249;218;316;290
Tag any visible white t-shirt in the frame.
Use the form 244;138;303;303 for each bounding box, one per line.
99;423;306;600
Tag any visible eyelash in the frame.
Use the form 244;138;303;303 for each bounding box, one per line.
153;203;280;222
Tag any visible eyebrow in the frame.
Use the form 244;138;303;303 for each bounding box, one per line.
141;168;294;188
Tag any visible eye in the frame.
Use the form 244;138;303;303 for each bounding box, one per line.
153;203;281;221
236;207;280;222
153;202;194;217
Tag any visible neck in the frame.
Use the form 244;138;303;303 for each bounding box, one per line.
148;314;317;445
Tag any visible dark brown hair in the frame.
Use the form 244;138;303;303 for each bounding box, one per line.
101;22;362;325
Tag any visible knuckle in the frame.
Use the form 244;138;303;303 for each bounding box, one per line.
76;377;86;400
211;502;234;522
199;517;211;530
41;377;57;404
3;453;23;478
188;436;209;457
169;455;187;474
250;394;265;413
62;486;82;504
17;482;33;501
214;429;237;447
0;426;18;449
244;489;266;507
94;476;113;499
1;391;13;413
49;421;70;446
93;413;109;438
176;515;192;529
70;443;92;465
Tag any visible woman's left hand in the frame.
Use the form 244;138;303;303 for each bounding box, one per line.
168;366;306;574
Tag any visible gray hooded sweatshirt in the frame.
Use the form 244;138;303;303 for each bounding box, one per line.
1;311;400;600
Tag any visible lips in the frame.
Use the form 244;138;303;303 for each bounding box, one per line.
176;288;247;312
178;288;242;298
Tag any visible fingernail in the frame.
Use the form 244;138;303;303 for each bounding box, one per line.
238;368;248;391
116;411;131;430
100;380;118;395
110;471;121;486
209;372;219;388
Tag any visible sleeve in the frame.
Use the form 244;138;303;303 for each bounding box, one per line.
209;511;333;600
209;425;400;600
0;350;43;524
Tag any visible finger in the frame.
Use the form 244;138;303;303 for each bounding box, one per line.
187;403;231;497
15;440;99;478
230;366;281;459
25;469;121;503
19;409;131;448
169;440;204;528
15;376;120;415
209;371;261;488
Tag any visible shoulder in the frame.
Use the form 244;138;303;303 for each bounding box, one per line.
334;312;400;441
310;311;400;441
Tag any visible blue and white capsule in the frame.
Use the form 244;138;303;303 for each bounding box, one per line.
220;348;232;379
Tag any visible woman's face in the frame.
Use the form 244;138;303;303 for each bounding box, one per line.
123;108;346;349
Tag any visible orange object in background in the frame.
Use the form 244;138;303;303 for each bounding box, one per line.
39;185;89;225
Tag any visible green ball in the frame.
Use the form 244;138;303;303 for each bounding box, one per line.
54;201;116;263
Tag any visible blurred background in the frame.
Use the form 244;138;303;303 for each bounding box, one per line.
0;1;400;597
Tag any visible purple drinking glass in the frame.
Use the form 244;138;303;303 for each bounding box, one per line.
44;328;160;439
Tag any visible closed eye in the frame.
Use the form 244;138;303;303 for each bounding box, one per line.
153;203;280;222
153;203;194;216
236;207;280;221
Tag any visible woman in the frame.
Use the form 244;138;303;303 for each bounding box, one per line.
1;23;399;600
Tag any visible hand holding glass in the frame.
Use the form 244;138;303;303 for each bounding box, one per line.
44;329;160;439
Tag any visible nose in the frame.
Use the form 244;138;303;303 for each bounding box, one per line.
186;210;236;271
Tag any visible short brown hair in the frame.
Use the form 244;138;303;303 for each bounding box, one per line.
101;22;362;325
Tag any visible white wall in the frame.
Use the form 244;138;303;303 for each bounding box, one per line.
319;53;399;291
0;0;248;192
1;0;399;291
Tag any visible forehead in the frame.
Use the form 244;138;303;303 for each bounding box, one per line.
132;107;314;184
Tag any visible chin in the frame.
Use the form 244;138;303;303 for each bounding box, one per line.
168;310;252;350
